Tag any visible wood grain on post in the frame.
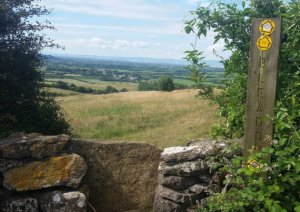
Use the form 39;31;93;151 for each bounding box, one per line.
244;18;281;159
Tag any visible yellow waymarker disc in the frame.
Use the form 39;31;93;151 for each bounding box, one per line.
257;35;272;51
259;20;275;35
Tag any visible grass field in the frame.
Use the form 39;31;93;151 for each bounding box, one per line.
45;77;138;91
43;87;80;96
57;90;220;149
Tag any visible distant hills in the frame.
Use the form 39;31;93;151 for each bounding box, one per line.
45;54;223;68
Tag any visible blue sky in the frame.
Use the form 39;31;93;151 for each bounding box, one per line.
42;0;229;60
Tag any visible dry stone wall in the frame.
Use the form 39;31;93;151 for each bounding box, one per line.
154;140;241;211
0;133;237;212
0;133;87;212
0;133;162;212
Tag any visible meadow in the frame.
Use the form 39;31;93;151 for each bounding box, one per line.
57;89;220;149
45;77;138;91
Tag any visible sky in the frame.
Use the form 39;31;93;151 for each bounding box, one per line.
41;0;229;60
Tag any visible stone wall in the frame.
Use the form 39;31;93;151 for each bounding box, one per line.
0;133;87;212
0;134;162;212
154;140;241;211
0;133;238;212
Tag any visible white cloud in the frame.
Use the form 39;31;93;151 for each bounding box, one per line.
53;23;185;36
40;0;230;60
57;37;149;50
43;0;180;21
61;37;108;48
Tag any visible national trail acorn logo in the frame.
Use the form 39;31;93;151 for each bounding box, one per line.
256;20;275;51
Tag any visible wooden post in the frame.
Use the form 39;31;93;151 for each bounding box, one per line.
244;18;281;159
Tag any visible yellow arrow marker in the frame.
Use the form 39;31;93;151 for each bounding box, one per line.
257;35;272;51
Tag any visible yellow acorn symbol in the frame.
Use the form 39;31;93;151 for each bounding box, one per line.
256;19;275;51
257;35;272;51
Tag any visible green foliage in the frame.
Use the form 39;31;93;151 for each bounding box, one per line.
138;77;175;92
138;81;158;91
48;81;120;94
185;0;300;138
157;76;175;92
105;85;118;94
119;88;128;92
185;0;300;210
200;74;300;210
203;129;300;211
184;50;214;99
0;0;70;137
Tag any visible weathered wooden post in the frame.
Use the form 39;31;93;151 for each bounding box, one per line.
244;18;281;159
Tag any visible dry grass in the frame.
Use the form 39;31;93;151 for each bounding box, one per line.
43;87;79;96
45;78;138;91
57;90;220;149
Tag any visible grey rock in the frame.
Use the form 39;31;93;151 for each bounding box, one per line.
186;184;205;194
158;174;198;190
153;194;185;212
0;133;70;159
157;185;200;205
161;141;227;164
39;191;86;212
1;197;39;212
159;160;208;176
0;158;23;172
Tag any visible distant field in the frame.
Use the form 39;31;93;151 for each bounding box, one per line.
45;77;138;91
43;87;79;96
174;78;195;86
57;90;220;149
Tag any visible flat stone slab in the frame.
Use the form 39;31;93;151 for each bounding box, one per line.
3;154;87;191
158;174;198;190
159;160;208;176
72;139;161;212
0;133;70;159
156;185;204;205
161;141;227;164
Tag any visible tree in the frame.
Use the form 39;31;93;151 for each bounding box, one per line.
105;86;118;93
0;0;70;137
158;76;175;92
185;0;300;139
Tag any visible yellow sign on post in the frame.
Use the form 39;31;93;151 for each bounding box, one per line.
256;20;275;51
259;20;275;35
257;35;272;51
244;18;281;159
